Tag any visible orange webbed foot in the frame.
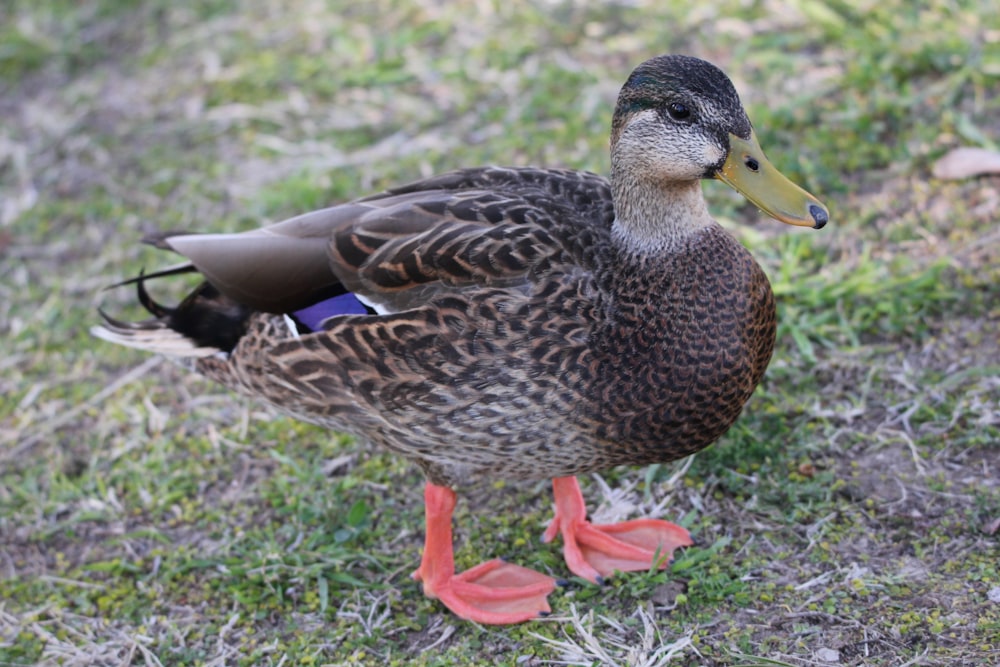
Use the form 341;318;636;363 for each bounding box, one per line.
542;476;693;583
415;483;556;624
414;557;556;624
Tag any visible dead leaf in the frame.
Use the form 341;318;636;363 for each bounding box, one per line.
983;516;1000;536
932;147;1000;180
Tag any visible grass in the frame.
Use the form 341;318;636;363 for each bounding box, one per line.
2;0;999;665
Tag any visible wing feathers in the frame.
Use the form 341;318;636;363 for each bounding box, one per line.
136;168;613;316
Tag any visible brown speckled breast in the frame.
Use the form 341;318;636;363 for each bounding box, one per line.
584;225;776;467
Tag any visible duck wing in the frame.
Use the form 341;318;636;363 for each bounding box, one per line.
151;167;614;316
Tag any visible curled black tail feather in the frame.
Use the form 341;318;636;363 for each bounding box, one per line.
135;270;174;318
101;269;255;353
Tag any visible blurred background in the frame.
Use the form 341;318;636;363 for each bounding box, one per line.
2;1;998;665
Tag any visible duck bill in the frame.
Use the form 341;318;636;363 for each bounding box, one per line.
715;131;829;229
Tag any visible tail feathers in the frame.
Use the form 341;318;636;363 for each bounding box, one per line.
91;311;225;358
95;270;253;353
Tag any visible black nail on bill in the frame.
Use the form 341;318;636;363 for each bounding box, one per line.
809;204;828;229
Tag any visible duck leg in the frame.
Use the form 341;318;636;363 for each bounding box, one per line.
542;476;693;583
412;482;557;624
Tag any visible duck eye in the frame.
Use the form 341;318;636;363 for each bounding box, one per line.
666;102;691;121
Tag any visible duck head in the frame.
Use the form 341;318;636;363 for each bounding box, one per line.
609;54;828;248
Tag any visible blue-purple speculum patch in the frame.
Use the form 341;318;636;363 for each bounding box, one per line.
294;293;369;330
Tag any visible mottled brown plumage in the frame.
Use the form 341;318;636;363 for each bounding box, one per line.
94;55;828;624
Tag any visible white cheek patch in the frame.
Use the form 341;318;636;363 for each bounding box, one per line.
703;142;723;166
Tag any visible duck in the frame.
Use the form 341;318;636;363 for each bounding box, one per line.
93;54;828;625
